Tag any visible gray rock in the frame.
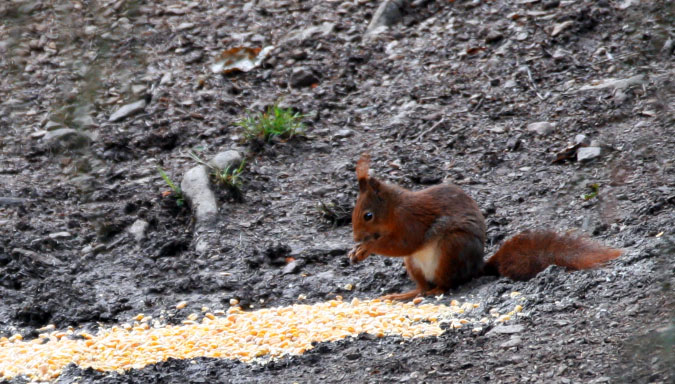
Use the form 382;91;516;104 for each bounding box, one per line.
283;260;301;275
42;128;92;150
366;0;408;35
181;165;218;226
289;67;319;88
574;134;590;146
128;219;149;242
284;22;335;43
208;150;243;171
577;147;602;162
48;232;72;239
500;336;522;348
578;75;645;91
0;197;27;206
109;99;147;122
486;324;525;336
44;121;62;130
12;248;61;266
333;129;354;139
72;114;97;129
527;122;555;136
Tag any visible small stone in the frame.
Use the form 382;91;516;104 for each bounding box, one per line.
44;121;62;130
574;134;590;146
485;30;504;44
128;219;149;242
72;114;97;129
48;231;72;239
0;197;27;206
84;25;98;36
486;324;524;336
333;129;354;139
551;21;574;37
282;260;301;275
42;128;92;151
208;150;243;171
176;22;195;31
500;336;522;348
527;122;555;136
109;99;147;122
578;75;645;91
181;165;218;226
541;0;560;10
12;248;61;266
160;72;173;85
366;0;406;34
289;67;319;88
577;147;602;162
284;22;335;43
131;84;147;95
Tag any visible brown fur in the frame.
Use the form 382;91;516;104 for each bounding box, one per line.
349;154;622;300
485;230;622;281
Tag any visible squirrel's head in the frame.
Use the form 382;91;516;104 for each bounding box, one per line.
352;154;397;243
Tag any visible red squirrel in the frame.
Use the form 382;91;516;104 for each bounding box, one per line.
348;154;621;301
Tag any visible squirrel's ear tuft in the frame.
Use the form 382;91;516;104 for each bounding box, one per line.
356;153;371;181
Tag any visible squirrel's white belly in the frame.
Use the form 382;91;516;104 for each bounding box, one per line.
409;241;441;283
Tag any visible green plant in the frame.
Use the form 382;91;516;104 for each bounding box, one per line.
187;150;246;192
158;167;184;206
581;183;600;200
237;105;305;142
213;159;246;190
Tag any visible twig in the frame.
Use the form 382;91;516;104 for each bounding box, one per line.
415;117;446;142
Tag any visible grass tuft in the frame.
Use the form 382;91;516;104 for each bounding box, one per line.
158;167;184;207
238;105;305;143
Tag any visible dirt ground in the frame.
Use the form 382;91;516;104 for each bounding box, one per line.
1;0;673;383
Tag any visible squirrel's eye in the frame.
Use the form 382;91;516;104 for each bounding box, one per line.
363;212;374;221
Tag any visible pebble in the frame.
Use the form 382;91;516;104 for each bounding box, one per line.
578;75;645;91
486;324;524;336
333;129;354;139
574;134;590;146
577;147;602;162
0;197;27;207
180;165;218;226
527;122;555;136
551;21;574;37
128;219;149;242
366;0;405;34
282;260;301;275
42;128;92;151
289;67;318;88
207;150;243;171
109;99;147;122
48;232;72;239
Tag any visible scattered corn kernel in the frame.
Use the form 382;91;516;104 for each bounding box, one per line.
344;283;353;291
297;294;307;300
0;298;519;382
510;291;521;298
175;301;188;310
229;298;239;306
412;297;423;305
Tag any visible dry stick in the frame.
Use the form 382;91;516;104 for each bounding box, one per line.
525;66;545;100
415;117;446;142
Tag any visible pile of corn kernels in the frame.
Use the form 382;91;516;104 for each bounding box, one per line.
0;296;522;382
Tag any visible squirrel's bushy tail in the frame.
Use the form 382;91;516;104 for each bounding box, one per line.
484;230;621;281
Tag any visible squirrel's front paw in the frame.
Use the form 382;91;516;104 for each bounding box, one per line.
349;244;370;263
